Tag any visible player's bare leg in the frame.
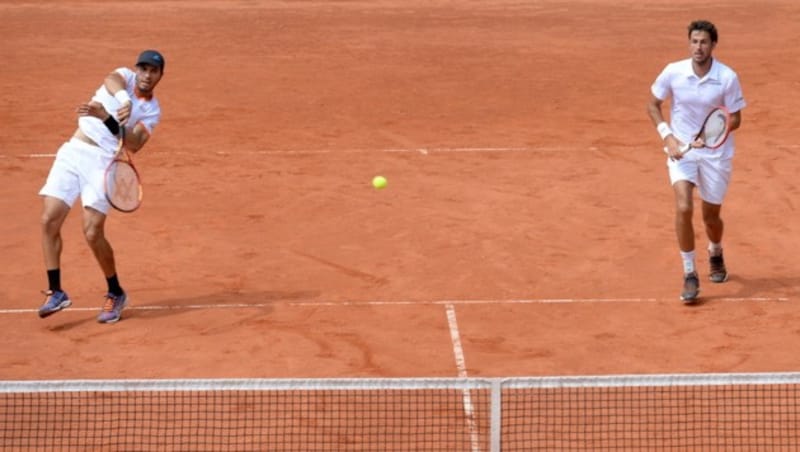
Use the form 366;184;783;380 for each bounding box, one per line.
702;200;728;282
673;181;696;252
39;196;72;317
673;181;699;302
42;196;70;268
82;207;116;278
83;207;128;323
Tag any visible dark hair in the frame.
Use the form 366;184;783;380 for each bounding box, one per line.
688;20;718;43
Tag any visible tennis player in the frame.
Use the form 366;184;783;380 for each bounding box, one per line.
647;21;746;303
37;50;165;323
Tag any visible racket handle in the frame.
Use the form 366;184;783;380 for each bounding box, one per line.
663;145;691;157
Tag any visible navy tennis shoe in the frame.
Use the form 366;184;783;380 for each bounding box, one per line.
38;290;72;318
97;292;128;324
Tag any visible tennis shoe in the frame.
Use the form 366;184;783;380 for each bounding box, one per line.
38;290;71;318
680;272;700;304
709;252;728;283
97;292;128;324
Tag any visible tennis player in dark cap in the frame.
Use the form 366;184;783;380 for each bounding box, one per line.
38;49;165;323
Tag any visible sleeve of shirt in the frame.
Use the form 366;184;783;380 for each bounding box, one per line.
724;73;746;113
138;109;160;136
114;67;136;89
650;64;672;101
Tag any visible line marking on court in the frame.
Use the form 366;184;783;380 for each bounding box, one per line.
0;296;789;315
10;146;564;159
7;153;59;158
8;143;800;159
445;303;481;452
445;304;469;378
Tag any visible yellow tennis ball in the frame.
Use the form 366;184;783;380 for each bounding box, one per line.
372;175;387;189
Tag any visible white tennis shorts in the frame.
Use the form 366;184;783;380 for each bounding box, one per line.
667;150;733;205
39;138;114;214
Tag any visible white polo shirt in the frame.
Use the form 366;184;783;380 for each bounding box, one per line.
78;67;161;153
651;58;746;157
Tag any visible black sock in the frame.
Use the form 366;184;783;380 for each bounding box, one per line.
47;269;61;292
106;274;124;297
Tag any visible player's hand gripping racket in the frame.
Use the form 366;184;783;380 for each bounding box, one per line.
104;128;143;212
664;106;731;157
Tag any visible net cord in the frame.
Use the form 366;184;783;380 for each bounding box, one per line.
4;372;800;393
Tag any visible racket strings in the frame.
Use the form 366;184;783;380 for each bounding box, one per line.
106;161;141;211
701;110;729;147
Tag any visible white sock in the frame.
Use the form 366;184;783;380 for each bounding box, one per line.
708;242;723;257
680;250;696;274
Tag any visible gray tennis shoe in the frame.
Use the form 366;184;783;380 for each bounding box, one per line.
709;252;728;283
680;272;700;304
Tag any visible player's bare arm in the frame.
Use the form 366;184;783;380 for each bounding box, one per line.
122;122;151;153
647;95;685;159
104;71;132;125
76;101;121;136
76;101;108;119
729;110;742;132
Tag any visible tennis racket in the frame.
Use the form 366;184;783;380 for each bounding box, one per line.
104;128;143;213
664;106;732;156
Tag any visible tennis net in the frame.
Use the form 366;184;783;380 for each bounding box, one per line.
2;372;799;450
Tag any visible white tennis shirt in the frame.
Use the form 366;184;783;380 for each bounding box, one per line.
651;58;746;157
78;67;161;153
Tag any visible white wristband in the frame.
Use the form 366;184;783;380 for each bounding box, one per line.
114;90;132;105
656;122;672;140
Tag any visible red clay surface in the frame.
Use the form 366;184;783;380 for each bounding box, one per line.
1;0;799;381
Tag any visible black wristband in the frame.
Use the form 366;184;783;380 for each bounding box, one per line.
103;116;120;135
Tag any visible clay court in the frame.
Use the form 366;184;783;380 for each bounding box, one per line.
1;0;799;389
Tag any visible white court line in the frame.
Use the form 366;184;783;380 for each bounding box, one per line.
8;146;563;159
243;146;544;156
445;303;481;452
7;143;800;159
0;296;789;315
445;304;469;378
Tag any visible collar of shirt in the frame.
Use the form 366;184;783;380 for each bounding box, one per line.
680;58;722;84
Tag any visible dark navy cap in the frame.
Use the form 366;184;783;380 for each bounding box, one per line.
136;50;165;72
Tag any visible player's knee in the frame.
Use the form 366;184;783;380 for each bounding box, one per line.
675;201;693;216
702;214;723;228
41;199;69;234
40;213;54;229
82;224;105;245
41;212;62;236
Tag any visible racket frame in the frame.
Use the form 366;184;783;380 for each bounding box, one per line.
103;128;143;213
678;106;732;155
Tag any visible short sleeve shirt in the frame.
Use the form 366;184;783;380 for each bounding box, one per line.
651;58;745;157
78;67;161;153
